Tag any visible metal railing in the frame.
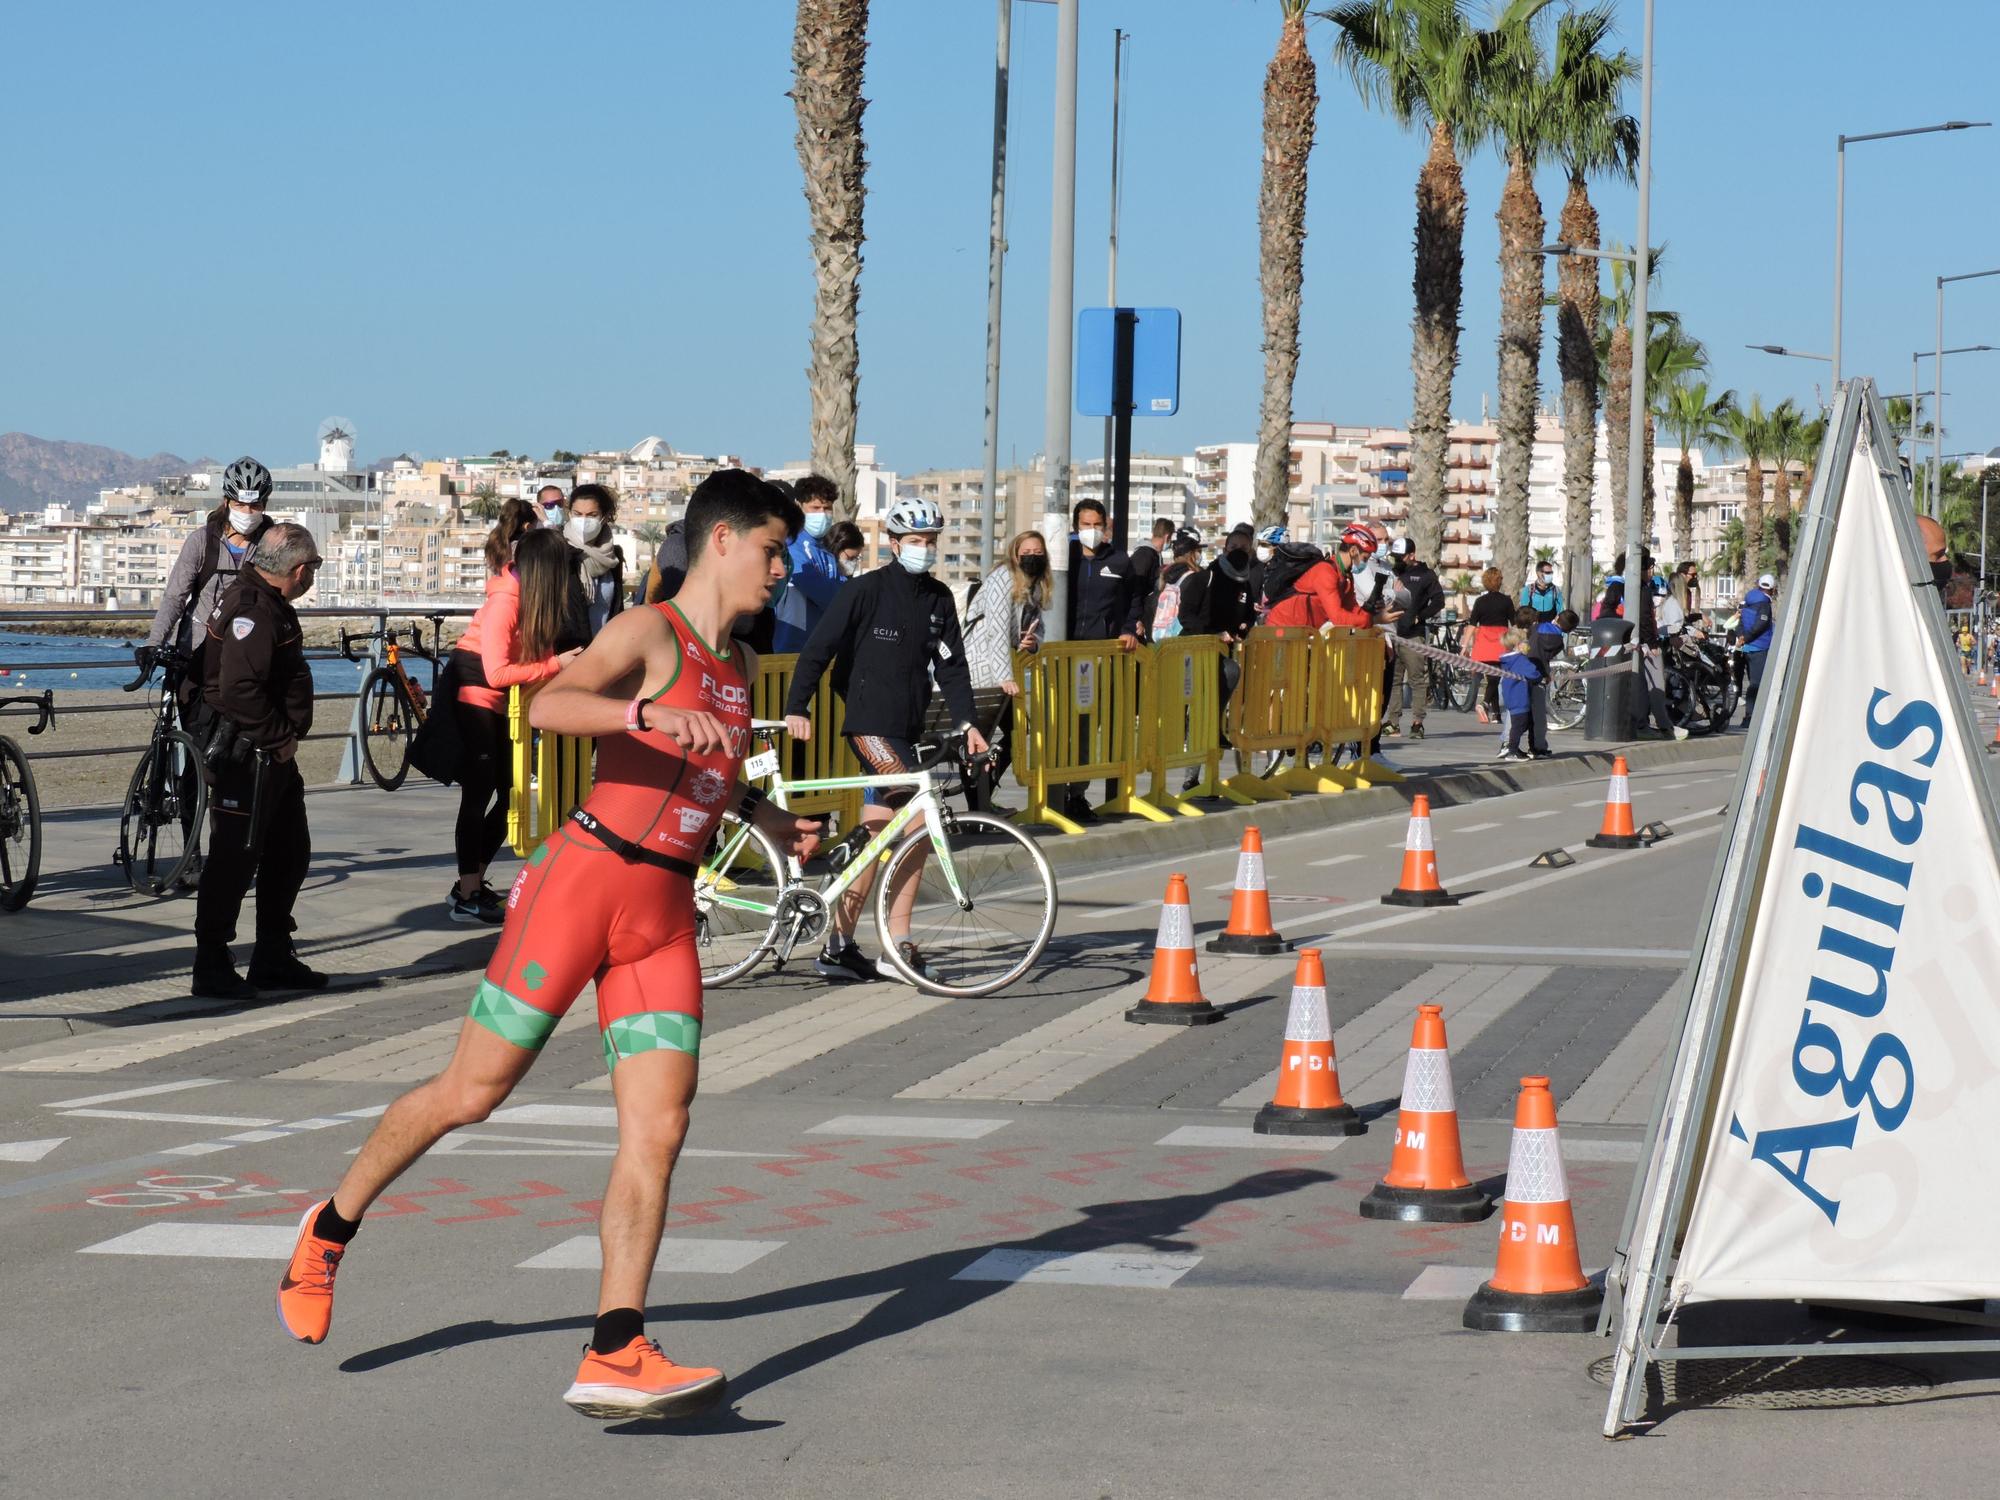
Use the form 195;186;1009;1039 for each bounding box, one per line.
0;606;474;799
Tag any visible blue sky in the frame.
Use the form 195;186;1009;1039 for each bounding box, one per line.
8;1;2000;473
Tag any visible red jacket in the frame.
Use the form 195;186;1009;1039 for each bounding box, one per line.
1264;560;1372;631
454;569;562;711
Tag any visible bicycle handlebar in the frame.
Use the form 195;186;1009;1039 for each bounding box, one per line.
0;690;54;736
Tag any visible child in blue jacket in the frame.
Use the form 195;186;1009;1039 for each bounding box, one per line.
1499;627;1548;760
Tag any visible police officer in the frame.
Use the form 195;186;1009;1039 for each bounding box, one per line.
192;522;327;999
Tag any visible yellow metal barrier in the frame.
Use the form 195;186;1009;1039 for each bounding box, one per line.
1015;639;1166;832
1222;627;1315;802
1274;627;1404;793
506;683;595;857
751;653;864;836
1142;634;1248;815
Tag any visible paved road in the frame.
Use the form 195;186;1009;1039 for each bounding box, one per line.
13;748;2000;1496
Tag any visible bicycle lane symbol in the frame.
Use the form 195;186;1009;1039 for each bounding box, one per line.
57;1173;312;1213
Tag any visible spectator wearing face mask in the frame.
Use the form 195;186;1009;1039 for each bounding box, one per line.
1063;499;1143;824
139;455;274;669
963;529;1051;805
774;473;848;652
1520;559;1563;622
561;483;625;639
1206;523;1262;641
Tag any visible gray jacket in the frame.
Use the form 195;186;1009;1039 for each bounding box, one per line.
963;564;1043;691
145;517;253;653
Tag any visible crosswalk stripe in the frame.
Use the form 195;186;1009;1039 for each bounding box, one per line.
80;1223;299;1259
6;1000;363;1075
952;1248;1200;1289
42;1080;224;1109
1220;963;1552;1111
517;1236;784;1273
1562;982;1687;1126
59;1109;280;1128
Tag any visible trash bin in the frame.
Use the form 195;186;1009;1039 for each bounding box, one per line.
1585;616;1634;742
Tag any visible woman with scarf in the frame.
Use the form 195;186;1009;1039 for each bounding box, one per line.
562;483;625;639
961;530;1051;805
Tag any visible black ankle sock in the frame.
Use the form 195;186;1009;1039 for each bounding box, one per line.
314;1199;361;1245
592;1307;645;1354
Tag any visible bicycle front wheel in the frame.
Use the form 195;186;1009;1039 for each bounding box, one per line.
359;668;414;791
694;813;787;985
119;731;207;897
1547;662;1586;733
0;736;41;912
875;810;1057;998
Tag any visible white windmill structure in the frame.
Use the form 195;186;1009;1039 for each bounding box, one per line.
318;416;357;474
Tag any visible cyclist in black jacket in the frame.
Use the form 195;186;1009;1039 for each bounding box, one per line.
785;496;988;983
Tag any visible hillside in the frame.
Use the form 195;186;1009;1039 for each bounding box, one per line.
0;432;214;512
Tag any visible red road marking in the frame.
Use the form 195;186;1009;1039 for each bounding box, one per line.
857;1192;963;1237
434;1180;566;1226
746;1188;866;1234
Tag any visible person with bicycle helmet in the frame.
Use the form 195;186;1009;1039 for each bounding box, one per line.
139;456;273;670
783;493;987;983
1262;523;1376;631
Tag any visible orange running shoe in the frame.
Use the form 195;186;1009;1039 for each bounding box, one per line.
277;1200;345;1344
563;1337;725;1420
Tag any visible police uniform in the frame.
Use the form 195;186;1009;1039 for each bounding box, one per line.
192;565;318;989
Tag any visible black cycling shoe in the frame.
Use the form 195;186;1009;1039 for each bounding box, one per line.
248;945;330;992
814;943;880;984
191;943;256;1001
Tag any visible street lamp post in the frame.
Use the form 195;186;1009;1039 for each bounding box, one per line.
1041;0;1079;641
1906;345;1991;498
1934;269;2000;516
1831;120;1988;387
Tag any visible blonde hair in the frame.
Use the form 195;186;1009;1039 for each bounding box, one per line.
1501;627;1525;652
1007;530;1051;608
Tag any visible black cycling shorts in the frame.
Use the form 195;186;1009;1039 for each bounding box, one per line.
847;734;919;808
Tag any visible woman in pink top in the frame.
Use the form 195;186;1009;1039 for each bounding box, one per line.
447;528;579;922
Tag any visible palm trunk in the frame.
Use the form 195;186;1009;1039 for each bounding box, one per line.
1674;452;1695;565
1770;462;1793;576
1408;121;1465;565
1493;146;1542;591
1641;412;1656;558
1741;459;1765;592
1556;176;1600;615
791;0;870;520
1604;324;1632;561
1252;10;1316;533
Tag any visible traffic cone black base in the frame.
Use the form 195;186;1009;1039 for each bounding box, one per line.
1207;931;1294;955
1125;999;1223;1026
1461;1280;1603;1333
1382;886;1457;908
1585;831;1644;850
1357;1180;1494;1223
1253;1101;1364;1136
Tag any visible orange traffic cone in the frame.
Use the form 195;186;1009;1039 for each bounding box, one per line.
1125;874;1222;1026
1358;1004;1492;1223
1462;1076;1602;1333
1988;673;1998;700
1585;755;1644;850
1381;795;1457;907
1207;826;1294;956
1253;948;1362;1136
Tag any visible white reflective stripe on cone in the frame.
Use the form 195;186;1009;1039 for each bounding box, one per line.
1399;1047;1456;1114
1155;902;1194;950
1236;852;1267;891
1608;775;1629;802
1501;1126;1569;1205
1283;984;1331;1043
1405;819;1434;852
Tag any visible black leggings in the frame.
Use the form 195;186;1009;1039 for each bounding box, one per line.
454;700;512;878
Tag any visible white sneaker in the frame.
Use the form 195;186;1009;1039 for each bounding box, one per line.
1673;726;1689;741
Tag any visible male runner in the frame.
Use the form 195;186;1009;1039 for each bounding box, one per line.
275;470;818;1420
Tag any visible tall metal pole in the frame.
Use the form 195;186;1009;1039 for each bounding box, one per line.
1041;0;1080;642
1622;0;1654;715
1831;137;1845;388
1981;476;1990;680
1101;27;1125;534
1910;350;1921;480
1935;277;1945;517
979;0;1012;578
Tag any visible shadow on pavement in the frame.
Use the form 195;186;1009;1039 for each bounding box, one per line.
338;1166;1336;1430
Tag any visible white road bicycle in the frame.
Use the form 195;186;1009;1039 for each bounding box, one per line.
694;720;1058;998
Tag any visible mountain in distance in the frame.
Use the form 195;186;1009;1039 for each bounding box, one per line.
0;432;217;513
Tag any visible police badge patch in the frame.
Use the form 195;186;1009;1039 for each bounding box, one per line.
232;618;256;640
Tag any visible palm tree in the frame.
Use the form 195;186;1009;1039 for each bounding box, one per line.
1709;516;1746;585
1657;378;1734;565
1253;1;1319;532
791;0;869;520
1722;397;1772;591
1792;411;1827;510
1642;318;1707;547
1544;5;1637;615
1329;0;1549;563
467;484;501;523
1595;241;1666;554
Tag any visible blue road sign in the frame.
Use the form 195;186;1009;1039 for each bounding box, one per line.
1076;307;1181;417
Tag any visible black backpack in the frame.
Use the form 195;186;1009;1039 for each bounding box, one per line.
1259;542;1326;614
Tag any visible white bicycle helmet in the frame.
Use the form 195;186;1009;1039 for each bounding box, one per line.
885;495;945;535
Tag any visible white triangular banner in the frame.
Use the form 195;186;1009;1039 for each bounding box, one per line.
1672;419;2000;1303
0;1137;68;1163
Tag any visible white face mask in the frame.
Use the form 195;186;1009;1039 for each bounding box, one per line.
840;556;861;576
1255;544;1274;565
1077;527;1102;551
803;511;831;538
566;515;603;544
897;541;933;574
228;506;264;536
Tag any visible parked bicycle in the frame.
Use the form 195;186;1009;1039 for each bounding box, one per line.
339;618;441;792
0;689;53;912
1424;617;1481;713
1547;628;1593;734
693;720;1058;997
118;647;206;897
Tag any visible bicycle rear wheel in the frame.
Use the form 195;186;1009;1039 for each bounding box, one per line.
359;668;414;791
0;736;41;912
875;809;1057;997
1547;662;1586;733
694;813;787;985
119;731;207;897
